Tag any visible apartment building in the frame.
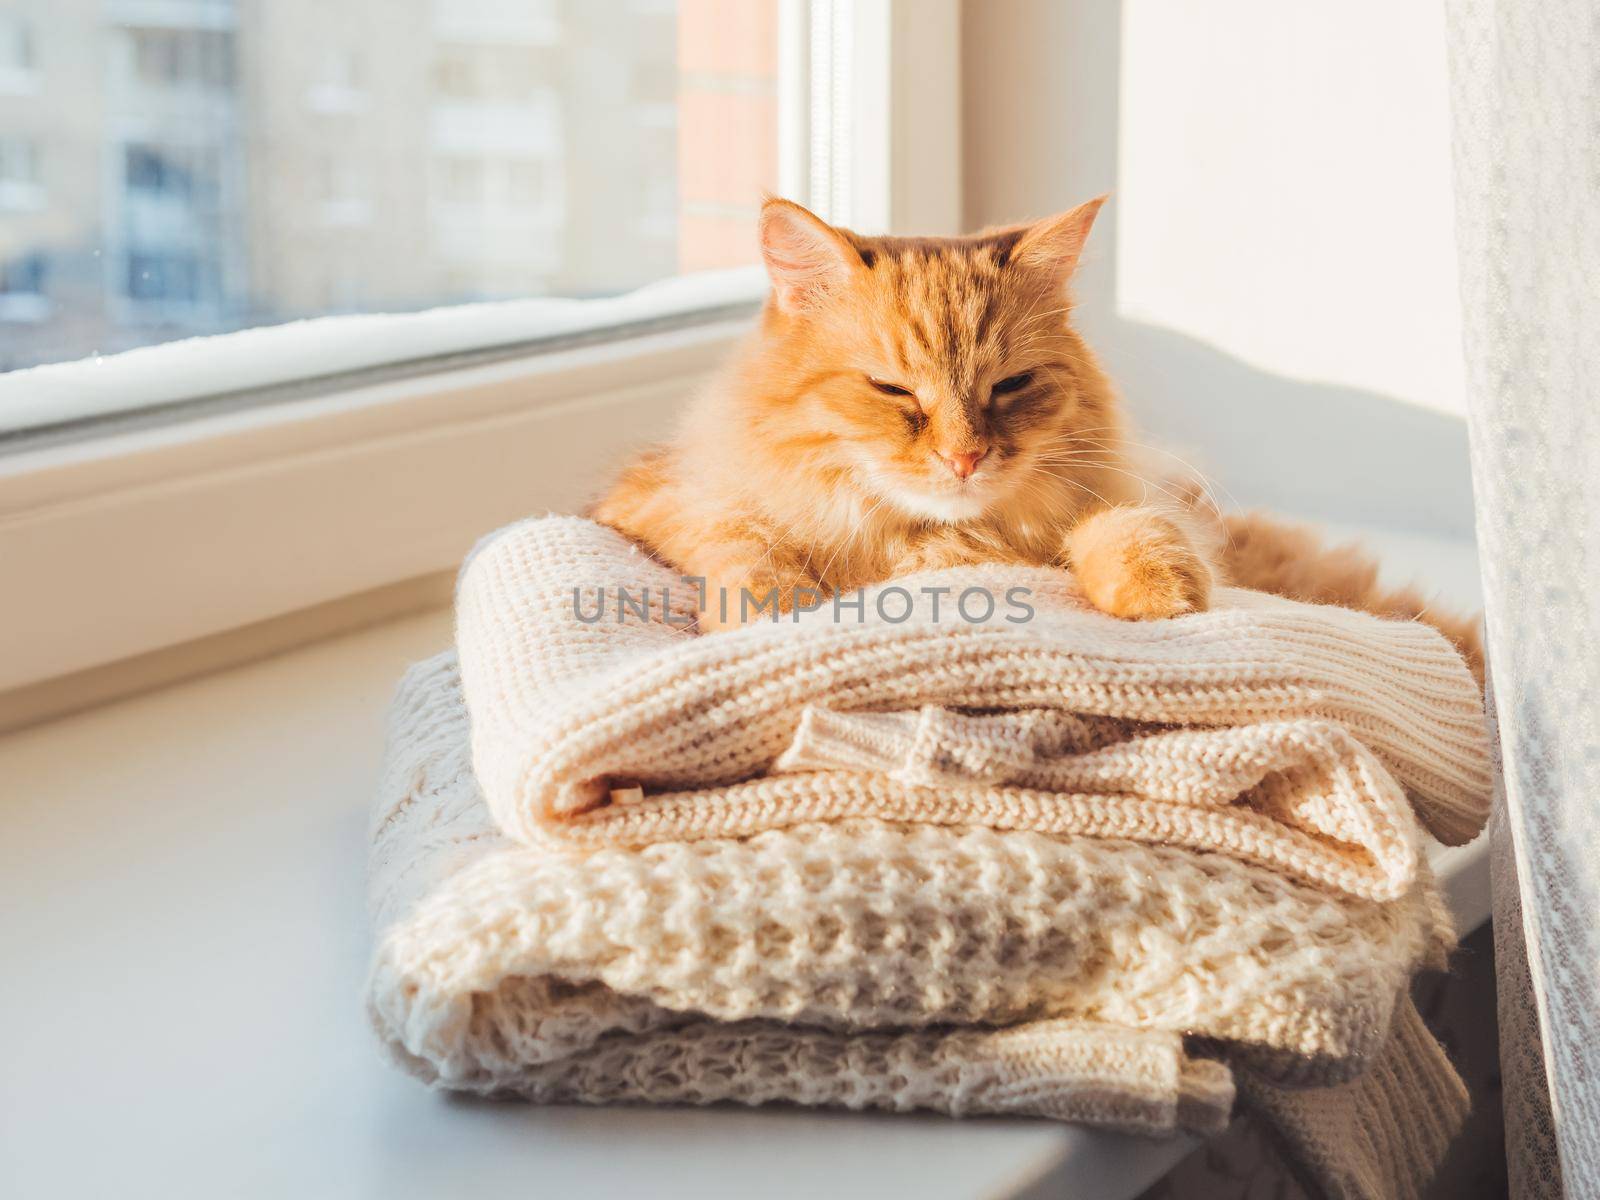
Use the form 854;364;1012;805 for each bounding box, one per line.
0;0;752;374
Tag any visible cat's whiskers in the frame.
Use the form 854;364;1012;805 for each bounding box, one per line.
1122;439;1244;522
1027;451;1238;559
1026;464;1120;514
740;481;830;584
1033;455;1204;513
1031;427;1240;521
1051;435;1242;553
1028;427;1131;451
1030;437;1198;495
797;483;878;582
1053;431;1239;511
1013;470;1103;527
1010;303;1078;336
812;492;891;594
1002;335;1095;367
781;462;887;582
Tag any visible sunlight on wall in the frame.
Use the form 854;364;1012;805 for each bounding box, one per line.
1115;1;1467;417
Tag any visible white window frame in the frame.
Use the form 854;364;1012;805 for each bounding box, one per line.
0;0;960;700
786;0;961;236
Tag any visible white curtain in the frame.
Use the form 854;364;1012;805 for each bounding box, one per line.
1445;1;1600;1195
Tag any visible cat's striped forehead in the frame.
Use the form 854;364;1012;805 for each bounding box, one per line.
843;230;1045;379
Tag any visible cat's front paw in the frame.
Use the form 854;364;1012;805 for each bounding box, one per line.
1065;507;1213;620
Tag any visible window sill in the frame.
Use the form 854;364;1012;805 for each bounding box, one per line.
0;605;1191;1200
0;520;1489;1199
0;297;758;697
0;267;765;437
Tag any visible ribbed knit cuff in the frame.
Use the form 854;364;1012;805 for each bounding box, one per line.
1236;998;1469;1200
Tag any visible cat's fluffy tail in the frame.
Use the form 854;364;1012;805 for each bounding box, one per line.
1218;511;1485;687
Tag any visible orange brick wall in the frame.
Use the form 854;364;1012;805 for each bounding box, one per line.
676;0;779;271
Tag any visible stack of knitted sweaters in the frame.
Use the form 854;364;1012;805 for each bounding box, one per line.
367;516;1493;1200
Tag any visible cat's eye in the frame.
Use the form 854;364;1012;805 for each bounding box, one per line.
992;372;1033;395
868;377;915;397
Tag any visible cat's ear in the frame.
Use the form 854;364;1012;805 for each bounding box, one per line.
759;197;861;312
1011;195;1106;284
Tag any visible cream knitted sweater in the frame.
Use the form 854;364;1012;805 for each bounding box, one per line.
369;656;1469;1199
456;517;1489;901
368;516;1492;1200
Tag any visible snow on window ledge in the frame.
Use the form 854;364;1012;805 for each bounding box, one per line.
0;266;767;437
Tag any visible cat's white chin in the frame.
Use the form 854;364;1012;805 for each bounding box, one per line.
891;487;991;524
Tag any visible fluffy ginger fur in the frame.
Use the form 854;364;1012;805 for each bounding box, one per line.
593;196;1482;682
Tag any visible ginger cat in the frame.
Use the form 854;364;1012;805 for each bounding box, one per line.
594;196;1482;681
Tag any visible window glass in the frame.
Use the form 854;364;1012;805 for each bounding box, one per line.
0;0;780;374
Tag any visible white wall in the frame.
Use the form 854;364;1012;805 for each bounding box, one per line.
1116;2;1464;417
963;0;1475;537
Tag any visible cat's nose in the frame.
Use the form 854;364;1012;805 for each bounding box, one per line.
939;447;988;479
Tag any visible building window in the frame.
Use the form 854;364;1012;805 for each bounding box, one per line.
0;137;39;182
322;48;360;90
432;48;479;99
0;137;43;210
432;156;483;206
505;159;551;208
0;14;36;91
0;15;33;68
433;44;547;102
316;156;370;226
0;252;47;319
430;0;561;47
1;254;44;294
0;253;48;323
128;27;234;90
125;145;195;200
125;252;202;304
307;48;365;113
